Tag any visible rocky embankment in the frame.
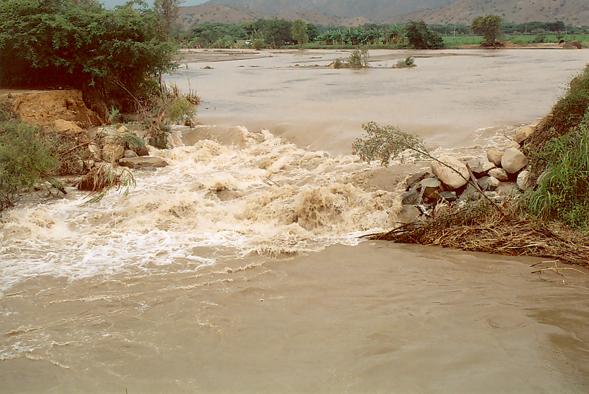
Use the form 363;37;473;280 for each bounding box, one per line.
399;124;538;224
4;90;171;195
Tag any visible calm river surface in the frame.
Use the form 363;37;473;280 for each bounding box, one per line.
2;49;589;393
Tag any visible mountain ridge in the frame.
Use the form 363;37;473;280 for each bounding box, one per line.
178;0;589;27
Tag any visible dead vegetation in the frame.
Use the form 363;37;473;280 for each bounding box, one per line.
372;202;589;267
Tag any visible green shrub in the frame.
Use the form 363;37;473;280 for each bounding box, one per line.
405;21;444;49
0;120;58;209
0;0;176;107
525;111;589;231
347;49;369;69
548;66;589;135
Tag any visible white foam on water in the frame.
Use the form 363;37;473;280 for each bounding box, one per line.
0;127;400;291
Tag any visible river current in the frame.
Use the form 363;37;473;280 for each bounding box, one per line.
2;49;589;393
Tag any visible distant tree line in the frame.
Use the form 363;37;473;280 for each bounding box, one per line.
178;17;589;50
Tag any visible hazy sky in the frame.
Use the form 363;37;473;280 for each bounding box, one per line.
101;0;208;7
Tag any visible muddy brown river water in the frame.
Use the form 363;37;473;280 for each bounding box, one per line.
2;49;589;393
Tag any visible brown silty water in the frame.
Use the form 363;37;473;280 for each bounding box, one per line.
2;49;589;393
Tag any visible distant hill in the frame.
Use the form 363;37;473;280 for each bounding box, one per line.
178;0;589;27
403;0;589;25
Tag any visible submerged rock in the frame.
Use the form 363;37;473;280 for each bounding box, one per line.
501;148;528;174
118;156;168;169
431;156;469;190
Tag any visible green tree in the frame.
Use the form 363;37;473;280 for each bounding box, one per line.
471;15;503;46
0;0;175;108
154;0;182;37
291;19;309;47
405;21;444;49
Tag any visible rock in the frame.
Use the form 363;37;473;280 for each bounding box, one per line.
497;182;518;197
402;189;421;205
478;176;500;191
116;125;129;134
467;157;496;177
124;149;138;158
53;119;83;134
459;183;482;202
102;143;124;163
439;191;457;202
487;148;503;167
501;148;528;174
514;125;535;144
405;171;431;190
517;170;531;191
420;177;441;201
431;156;469;190
397;205;421;224
488;168;509;182
133;146;150;157
88;144;102;161
484;191;503;203
118;156;168;169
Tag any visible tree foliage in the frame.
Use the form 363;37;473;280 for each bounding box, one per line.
0;0;176;105
405;21;444;49
471;15;503;46
291;19;309;47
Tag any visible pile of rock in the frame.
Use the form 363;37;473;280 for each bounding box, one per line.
398;125;536;224
88;125;167;170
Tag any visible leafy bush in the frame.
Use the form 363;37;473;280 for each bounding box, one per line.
0;120;58;209
405;21;444;49
352;122;426;165
0;0;176;107
347;49;369;69
525;112;589;231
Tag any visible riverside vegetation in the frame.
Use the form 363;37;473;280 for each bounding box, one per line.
354;65;589;266
179;17;589;50
0;0;197;211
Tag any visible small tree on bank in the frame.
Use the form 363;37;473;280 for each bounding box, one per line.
472;15;503;46
291;19;309;48
405;21;444;49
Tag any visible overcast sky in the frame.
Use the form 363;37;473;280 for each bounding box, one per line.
101;0;208;7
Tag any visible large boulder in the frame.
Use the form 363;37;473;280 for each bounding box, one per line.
431;156;469;190
118;156;168;169
514;125;535;144
501;148;528;174
487;148;503;167
102;143;124;163
467;157;495;177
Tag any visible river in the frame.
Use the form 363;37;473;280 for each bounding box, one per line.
1;49;589;393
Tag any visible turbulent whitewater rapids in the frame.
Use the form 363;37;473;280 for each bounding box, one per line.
0;127;400;293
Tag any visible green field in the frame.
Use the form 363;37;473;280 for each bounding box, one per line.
443;34;589;47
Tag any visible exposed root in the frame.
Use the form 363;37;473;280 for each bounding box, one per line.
372;202;589;266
